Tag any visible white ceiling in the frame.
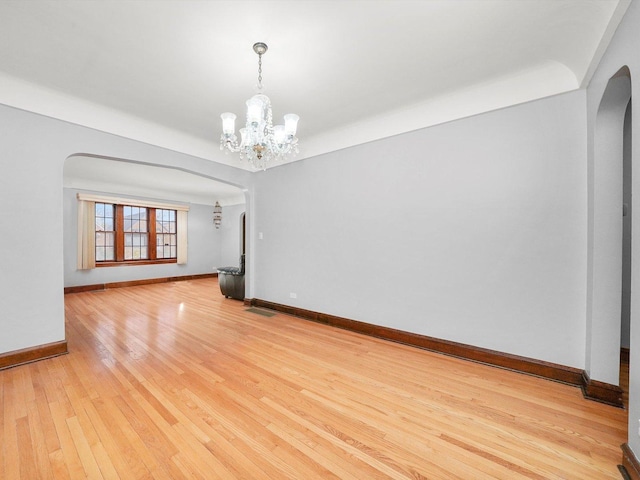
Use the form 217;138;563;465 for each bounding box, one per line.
0;0;630;196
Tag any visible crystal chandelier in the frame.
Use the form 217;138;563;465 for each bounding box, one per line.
220;42;300;170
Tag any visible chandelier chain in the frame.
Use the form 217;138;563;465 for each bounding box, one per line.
257;53;263;90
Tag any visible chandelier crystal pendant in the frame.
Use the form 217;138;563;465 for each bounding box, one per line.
220;42;299;170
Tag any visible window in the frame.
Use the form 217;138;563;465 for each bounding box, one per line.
94;203;177;265
95;202;115;261
77;193;189;269
122;205;149;261
156;208;177;259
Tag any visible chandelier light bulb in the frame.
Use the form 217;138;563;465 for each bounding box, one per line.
220;112;236;135
219;42;300;170
284;114;299;136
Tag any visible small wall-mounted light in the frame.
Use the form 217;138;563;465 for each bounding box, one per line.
213;201;222;229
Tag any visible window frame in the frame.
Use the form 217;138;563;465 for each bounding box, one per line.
77;193;189;270
96;204;177;267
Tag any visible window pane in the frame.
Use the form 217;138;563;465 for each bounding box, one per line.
95;203;115;262
155;229;177;259
131;218;139;232
105;247;114;261
124;206;132;232
124;207;148;233
124;233;148;260
158;246;165;258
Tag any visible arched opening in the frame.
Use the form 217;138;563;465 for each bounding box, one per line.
586;66;631;407
62;154;248;290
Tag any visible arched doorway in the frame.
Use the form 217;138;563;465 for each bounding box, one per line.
585;66;631;407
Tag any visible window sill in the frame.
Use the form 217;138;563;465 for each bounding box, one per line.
96;259;177;267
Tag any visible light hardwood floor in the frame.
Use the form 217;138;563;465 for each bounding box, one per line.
1;278;628;479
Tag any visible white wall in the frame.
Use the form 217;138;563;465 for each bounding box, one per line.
585;0;640;460
252;89;588;369
62;188;241;287
0;103;252;355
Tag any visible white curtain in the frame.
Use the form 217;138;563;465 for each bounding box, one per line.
77;199;96;270
177;210;188;265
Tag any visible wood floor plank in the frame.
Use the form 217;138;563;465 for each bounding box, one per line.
48;449;72;480
49;402;88;480
32;362;64;455
16;415;40;480
66;415;104;479
0;278;629;478
25;398;57;480
3;371;23;480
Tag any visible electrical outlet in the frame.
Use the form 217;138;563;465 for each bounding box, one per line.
290;292;297;299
